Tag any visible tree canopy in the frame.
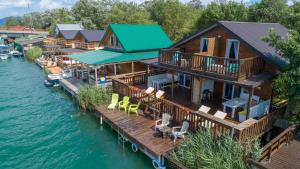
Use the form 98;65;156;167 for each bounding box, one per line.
3;0;298;41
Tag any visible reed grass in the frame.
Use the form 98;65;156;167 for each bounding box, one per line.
77;85;112;111
170;130;261;169
26;47;43;61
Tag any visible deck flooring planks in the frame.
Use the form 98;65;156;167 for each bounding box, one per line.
264;137;300;169
96;106;179;158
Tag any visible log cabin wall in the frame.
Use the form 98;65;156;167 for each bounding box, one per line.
177;26;260;59
102;29;123;51
73;33;85;42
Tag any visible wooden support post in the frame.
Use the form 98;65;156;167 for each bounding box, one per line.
114;64;117;75
171;72;174;98
94;66;98;86
100;115;103;125
87;65;90;84
131;62;134;73
270;87;274;112
246;87;254;120
146;65;149;85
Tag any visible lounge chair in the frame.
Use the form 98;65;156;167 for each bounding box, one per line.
155;113;171;132
198;105;211;114
155;90;165;99
107;93;119;110
201;110;227;128
172;121;189;142
128;100;141;115
118;96;130;112
145;87;155;95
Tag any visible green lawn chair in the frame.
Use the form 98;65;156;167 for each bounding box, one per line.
107;93;119;110
118;96;130;112
128;100;141;115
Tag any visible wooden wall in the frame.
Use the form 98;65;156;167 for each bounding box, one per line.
178;26;259;59
102;29;123;50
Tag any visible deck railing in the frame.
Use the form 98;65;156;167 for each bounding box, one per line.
159;49;265;81
74;42;99;50
247;126;294;169
112;76;237;136
235;107;286;141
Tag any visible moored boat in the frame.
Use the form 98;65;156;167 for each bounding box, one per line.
44;74;61;87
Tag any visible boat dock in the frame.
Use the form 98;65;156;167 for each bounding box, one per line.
96;106;179;161
59;78;179;168
60;78;79;97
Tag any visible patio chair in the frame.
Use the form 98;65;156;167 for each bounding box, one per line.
118;96;130;112
198;105;211;114
155;113;171;132
128;100;141;115
201;110;227;128
172;121;190;143
155;90;165;99
145;87;155;95
107;93;119;110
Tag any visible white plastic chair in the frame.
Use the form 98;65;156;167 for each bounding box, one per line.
155;113;171;132
172;121;189;142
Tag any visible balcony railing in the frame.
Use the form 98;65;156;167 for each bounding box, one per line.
74;42;99;50
159;50;265;81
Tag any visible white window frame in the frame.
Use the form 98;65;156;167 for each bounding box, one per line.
225;39;240;59
200;38;209;52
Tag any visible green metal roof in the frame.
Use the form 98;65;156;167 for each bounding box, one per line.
105;24;173;52
68;49;159;65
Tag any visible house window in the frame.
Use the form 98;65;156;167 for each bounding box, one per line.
200;38;209;52
179;73;191;88
222;83;241;100
110;35;114;46
225;39;240;59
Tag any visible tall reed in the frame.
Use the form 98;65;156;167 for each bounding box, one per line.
77;85;112;111
170;129;261;169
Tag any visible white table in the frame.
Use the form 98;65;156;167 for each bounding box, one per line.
222;98;247;118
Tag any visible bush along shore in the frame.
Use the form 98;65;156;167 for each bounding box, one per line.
170;129;262;169
77;85;112;111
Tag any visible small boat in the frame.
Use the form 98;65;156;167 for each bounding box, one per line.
44;74;61;87
9;50;23;57
0;54;10;60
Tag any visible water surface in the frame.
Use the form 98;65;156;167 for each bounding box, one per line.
0;58;152;169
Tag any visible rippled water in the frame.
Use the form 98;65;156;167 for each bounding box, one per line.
0;58;152;169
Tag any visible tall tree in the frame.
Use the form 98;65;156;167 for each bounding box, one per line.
264;30;300;124
196;1;248;29
108;2;154;24
145;0;200;41
248;0;289;23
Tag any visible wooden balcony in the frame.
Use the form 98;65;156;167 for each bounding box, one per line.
159;50;265;81
111;72;286;142
74;42;99;50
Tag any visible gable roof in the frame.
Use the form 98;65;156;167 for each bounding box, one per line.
172;21;289;69
59;30;79;40
78;30;105;42
103;24;173;52
56;24;83;31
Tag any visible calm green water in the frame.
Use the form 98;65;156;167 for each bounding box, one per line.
0;58;152;169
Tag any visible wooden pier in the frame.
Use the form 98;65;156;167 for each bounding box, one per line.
59;78;180;168
96;106;180;161
60;78;79;97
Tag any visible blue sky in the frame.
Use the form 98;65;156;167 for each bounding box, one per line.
0;0;261;18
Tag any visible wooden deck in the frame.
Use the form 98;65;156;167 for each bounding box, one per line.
264;135;300;169
96;106;180;159
60;78;80;96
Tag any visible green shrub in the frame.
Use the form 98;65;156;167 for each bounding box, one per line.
26;46;43;61
77;85;112;111
170;130;261;169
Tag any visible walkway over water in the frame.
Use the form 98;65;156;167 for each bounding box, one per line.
264;135;300;169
